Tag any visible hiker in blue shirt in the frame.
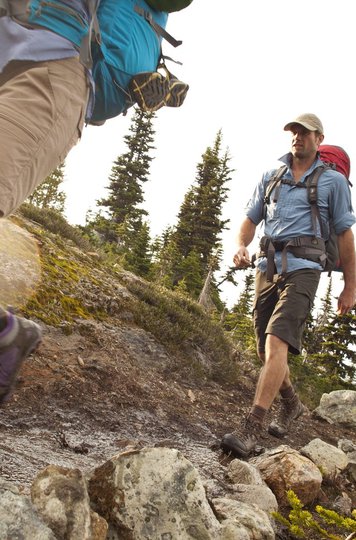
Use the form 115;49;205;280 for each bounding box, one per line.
221;113;356;459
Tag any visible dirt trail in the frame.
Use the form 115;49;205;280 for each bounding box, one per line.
1;324;354;509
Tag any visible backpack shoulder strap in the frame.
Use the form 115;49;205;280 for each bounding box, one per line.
81;0;101;68
306;163;330;237
264;165;288;207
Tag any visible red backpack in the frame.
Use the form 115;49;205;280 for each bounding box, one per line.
319;145;351;183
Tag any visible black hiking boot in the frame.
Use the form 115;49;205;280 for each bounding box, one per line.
220;416;263;459
268;395;307;438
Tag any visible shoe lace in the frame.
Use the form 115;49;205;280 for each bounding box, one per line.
235;416;261;440
279;398;299;424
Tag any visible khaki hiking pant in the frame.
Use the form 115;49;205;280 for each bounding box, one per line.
0;57;89;217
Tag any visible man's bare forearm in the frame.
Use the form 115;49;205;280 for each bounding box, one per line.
236;217;256;249
338;228;356;291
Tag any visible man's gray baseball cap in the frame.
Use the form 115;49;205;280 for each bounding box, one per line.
284;113;324;134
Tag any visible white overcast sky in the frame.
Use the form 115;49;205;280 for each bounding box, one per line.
64;0;356;308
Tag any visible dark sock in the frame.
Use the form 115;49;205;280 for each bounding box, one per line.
0;315;8;333
250;405;267;424
280;385;296;400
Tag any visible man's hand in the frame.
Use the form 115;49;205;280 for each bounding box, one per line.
233;247;251;269
337;286;356;315
337;229;356;315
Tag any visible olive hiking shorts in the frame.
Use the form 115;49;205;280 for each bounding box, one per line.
253;268;321;355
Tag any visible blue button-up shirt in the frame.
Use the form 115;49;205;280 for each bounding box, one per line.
246;153;356;273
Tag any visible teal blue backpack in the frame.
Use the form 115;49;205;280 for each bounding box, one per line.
88;0;177;123
2;0;187;123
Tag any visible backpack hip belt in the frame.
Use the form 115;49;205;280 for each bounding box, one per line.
256;235;327;282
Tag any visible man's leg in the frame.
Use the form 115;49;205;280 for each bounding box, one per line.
265;270;320;438
0;57;88;217
221;270;278;457
0;57;89;404
257;339;300;419
250;334;306;437
221;269;320;456
257;351;292;392
254;334;289;410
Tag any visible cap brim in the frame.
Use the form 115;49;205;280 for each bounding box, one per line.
284;121;317;132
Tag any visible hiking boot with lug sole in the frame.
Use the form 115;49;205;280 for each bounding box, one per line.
220;416;263;459
268;395;307;438
0;310;42;405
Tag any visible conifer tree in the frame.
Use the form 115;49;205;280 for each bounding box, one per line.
86;109;156;274
150;228;181;289
154;131;233;301
318;307;356;382
125;222;152;277
27;163;66;213
176;250;203;298
174;131;232;266
93;108;155;251
224;269;255;349
303;276;334;357
302;277;356;386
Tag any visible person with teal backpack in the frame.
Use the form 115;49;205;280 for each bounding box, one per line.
0;0;192;406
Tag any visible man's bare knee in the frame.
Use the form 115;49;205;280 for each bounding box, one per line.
266;333;288;353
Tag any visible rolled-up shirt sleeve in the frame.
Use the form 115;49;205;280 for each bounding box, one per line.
329;175;356;234
245;173;268;226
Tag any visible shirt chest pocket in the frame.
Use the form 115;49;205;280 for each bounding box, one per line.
266;184;308;222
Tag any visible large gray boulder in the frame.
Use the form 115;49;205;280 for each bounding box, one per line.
88;447;222;539
0;478;56;540
313;390;356;428
31;465;108;540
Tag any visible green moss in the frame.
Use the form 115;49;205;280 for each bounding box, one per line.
12;210;238;383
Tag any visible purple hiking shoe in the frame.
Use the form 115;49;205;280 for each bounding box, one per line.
0;311;42;404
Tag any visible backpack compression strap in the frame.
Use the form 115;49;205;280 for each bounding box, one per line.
134;4;183;48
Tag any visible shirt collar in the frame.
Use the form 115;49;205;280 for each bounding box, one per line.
278;152;324;177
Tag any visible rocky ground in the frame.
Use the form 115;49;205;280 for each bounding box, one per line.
0;320;354;503
0;214;355;539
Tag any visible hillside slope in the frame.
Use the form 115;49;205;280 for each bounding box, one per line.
0;212;354;532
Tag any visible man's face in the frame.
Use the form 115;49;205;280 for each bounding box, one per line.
290;124;324;159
